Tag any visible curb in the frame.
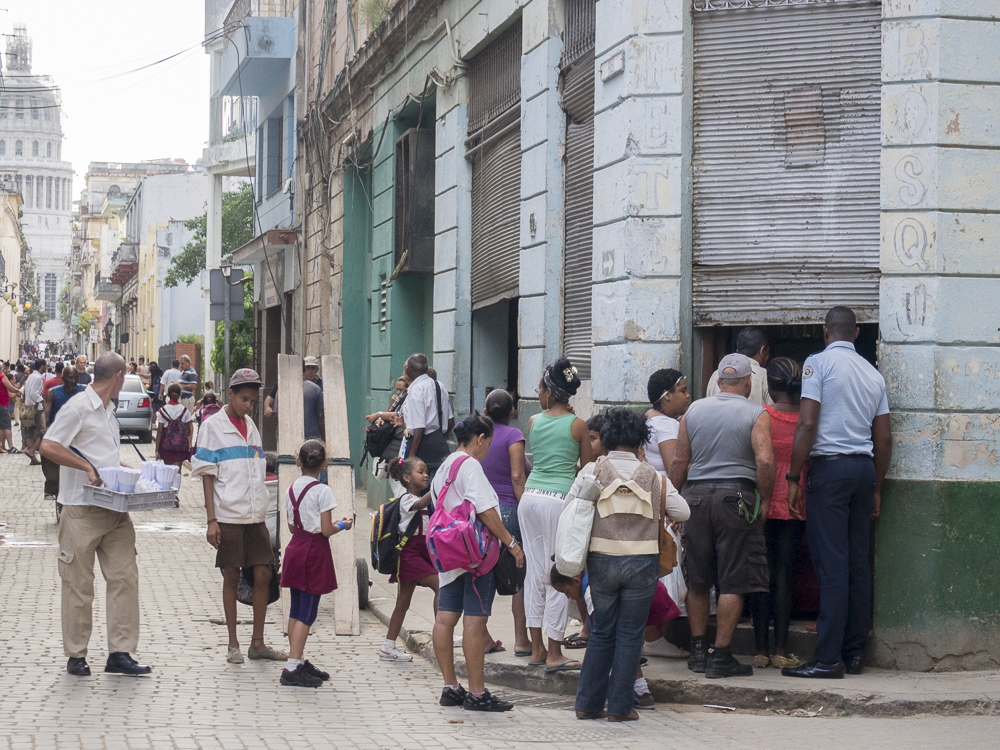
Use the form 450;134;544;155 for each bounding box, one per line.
367;597;1000;717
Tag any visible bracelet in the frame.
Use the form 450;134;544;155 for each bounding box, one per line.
207;518;217;524
507;538;518;550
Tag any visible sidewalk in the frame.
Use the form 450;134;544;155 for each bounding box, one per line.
357;525;1000;718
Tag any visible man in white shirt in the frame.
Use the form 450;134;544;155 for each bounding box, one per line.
22;359;46;465
402;353;454;482
40;352;152;678
161;359;182;394
705;327;773;406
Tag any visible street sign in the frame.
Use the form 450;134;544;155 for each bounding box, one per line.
88;327;98;343
209;268;245;322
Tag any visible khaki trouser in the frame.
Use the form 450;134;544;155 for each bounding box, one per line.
58;505;140;658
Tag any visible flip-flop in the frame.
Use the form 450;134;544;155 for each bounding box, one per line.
544;660;582;673
528;660;546;667
514;651;532;658
563;634;589;649
485;640;506;654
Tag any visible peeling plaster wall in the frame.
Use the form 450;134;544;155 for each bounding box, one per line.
875;2;1000;671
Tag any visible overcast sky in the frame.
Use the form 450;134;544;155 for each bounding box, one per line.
6;0;208;199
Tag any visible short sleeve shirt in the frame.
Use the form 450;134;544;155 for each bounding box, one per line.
179;367;198;396
44;386;121;506
287;476;337;535
402;374;453;434
398;492;430;535
800;341;889;457
157;402;193;426
430;450;499;586
642;415;680;476
161;368;182;390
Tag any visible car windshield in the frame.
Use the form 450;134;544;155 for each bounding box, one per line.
121;378;145;393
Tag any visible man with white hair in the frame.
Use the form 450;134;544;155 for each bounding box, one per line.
75;355;91;385
178;355;198;413
40;352;152;677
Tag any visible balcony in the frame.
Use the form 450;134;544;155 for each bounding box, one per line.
95;282;121;301
214;14;295;99
110;242;139;285
101;191;129;216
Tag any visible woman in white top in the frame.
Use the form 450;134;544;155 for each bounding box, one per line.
643;369;691;476
430;413;525;713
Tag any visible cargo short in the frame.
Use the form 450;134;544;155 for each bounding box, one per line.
681;480;769;596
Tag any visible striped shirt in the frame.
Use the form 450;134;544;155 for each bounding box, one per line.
190;409;268;524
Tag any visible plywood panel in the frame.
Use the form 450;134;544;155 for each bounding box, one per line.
277;354;304;634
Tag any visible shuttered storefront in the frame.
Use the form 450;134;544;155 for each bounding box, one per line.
467;21;522;311
561;0;596;379
692;0;881;326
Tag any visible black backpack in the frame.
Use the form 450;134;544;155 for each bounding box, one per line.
362;421;397;466
370;497;425;575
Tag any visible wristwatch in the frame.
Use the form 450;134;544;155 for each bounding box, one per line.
785;471;801;484
507;538;519;550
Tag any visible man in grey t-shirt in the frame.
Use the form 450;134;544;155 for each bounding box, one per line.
670;353;776;679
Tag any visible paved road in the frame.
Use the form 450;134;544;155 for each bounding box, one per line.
0;442;995;749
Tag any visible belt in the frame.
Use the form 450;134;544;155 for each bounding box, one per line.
811;453;872;462
686;479;756;491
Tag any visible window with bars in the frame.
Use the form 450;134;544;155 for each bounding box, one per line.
44;274;57;317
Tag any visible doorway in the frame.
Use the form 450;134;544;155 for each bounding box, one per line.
471;298;519;411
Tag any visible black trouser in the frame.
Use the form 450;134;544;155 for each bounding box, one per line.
751;519;806;652
807;455;875;664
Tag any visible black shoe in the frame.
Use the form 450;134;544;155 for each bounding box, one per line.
463;689;514;712
687;637;708;673
440;684;468;706
280;664;323;688
67;657;90;676
705;647;753;679
105;652;152;675
639;656;648;667
844;656;864;675
634;691;655;710
782;659;845;679
303;660;330;681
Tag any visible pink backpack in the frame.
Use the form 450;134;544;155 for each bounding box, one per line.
426;455;500;577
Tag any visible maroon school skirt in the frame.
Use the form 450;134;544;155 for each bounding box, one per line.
646;581;681;630
280;530;338;595
389;533;437;584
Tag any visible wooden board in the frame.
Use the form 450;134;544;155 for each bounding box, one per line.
322;354;359;636
276;354;304;634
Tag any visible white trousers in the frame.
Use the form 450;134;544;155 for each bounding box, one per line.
518;489;569;643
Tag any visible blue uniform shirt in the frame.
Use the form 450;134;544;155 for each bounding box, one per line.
800;340;889;457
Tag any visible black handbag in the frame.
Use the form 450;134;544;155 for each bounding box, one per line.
494;547;526;596
413;380;451;470
236;564;280;606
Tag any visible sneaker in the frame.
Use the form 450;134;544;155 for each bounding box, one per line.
280;664;323;688
687;637;708;673
303;660;330;680
634;691;655;710
705;647;754;679
379;645;413;662
463;689;514;712
226;647;244;664
440;684;468;707
248;645;288;661
771;653;800;669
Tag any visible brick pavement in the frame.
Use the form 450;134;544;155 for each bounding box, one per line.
0;441;754;750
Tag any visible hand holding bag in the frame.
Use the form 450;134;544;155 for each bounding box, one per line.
554;469;602;577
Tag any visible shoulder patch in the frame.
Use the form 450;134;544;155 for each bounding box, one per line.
803;365;814;379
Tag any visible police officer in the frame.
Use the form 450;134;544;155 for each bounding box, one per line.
782;307;892;679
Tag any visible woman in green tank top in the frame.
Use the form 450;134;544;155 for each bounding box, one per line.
518;358;593;670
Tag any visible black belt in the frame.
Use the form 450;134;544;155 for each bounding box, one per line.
811;453;872;462
686;479;756;491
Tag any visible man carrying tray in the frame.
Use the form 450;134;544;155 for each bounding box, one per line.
40;352;152;677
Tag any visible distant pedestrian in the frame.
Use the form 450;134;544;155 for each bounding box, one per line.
42;361;64;393
705;327;773;406
42;366;83;520
192;368;287;666
520;358;592;673
75;356;91;385
402;354;454;483
155;383;194;468
670;353;776;679
380;456;438;663
148;361;164;408
40;352;151;677
279;439;353;688
137;356;151;391
0;363;17;453
750;357;807;670
161;359;182;396
178;355;198;412
782;307;892;679
21;359;46;465
643;368;691;475
431;413;523;713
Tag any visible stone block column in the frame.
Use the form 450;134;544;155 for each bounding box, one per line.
518;0;565;391
590;0;684;405
875;1;1000;670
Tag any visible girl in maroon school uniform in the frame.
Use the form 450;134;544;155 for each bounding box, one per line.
279;439;354;688
379;456;440;662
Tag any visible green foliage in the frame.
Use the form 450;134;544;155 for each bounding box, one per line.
210;275;254;375
76;312;95;334
163;183;255;289
177;333;204;345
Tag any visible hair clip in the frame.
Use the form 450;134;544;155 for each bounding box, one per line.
563;366;577;382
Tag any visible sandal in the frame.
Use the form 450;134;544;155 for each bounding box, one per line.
563;634;589;649
485;640;506;654
544;659;582;673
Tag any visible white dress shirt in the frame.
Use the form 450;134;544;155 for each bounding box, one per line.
403;374;453;434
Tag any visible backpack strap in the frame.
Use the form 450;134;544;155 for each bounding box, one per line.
435;454;470;507
159;407;181;424
287;480;322;531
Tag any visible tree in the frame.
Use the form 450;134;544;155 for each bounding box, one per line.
163;182;255;289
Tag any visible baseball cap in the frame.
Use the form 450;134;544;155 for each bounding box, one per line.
229;368;262;389
717;353;753;379
303;356;320;368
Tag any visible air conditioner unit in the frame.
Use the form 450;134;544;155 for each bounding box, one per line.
393;128;436;274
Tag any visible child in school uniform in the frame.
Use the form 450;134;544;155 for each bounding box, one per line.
379;456;440;662
279;439;354;688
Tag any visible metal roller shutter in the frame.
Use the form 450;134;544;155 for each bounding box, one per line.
467;22;522;311
692;0;881;326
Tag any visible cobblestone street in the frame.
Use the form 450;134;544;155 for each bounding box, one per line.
0;444;995;750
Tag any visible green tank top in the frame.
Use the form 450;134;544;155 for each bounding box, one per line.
524;413;580;495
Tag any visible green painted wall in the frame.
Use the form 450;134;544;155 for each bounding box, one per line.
872;479;1000;671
